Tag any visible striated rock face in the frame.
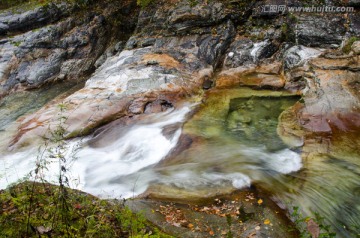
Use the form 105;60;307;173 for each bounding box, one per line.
278;54;360;147
9;2;236;148
0;1;139;98
0;15;106;95
295;15;346;48
0;2;73;36
1;0;359;152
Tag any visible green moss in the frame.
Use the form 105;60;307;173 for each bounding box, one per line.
342;36;359;54
137;0;154;8
0;182;172;237
0;0;49;14
10;40;21;47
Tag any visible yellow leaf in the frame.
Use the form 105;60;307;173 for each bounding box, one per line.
264;219;271;225
257;199;263;205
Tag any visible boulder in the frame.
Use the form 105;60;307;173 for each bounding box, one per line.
168;2;225;32
283;45;322;69
10;27;236;148
352;41;360;55
295;15;346;48
349;13;360;36
224;39;278;68
0;2;72;35
0;14;107;96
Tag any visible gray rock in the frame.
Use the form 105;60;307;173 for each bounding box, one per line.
139;38;156;47
95;54;107;68
224;39;254;68
352;41;360;55
349;13;360;36
295;15;347;48
0;13;109;94
168;2;225;33
0;2;72;35
348;0;360;7
0;22;9;34
114;41;124;52
224;39;278;68
125;36;138;49
197;20;235;67
283;45;322;69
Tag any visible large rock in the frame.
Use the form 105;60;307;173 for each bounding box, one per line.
0;2;73;35
168;2;225;32
216;62;285;89
352;41;360;54
0;0;140;98
283;45;322;69
295;15;347;48
279;54;360;138
0;14;107;96
224;39;279;68
10;23;235;148
349;12;360;36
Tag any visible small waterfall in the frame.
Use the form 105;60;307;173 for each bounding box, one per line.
0;105;193;198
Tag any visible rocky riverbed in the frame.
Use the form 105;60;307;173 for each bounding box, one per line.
1;0;360;237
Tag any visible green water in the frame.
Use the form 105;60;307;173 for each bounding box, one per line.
154;87;360;237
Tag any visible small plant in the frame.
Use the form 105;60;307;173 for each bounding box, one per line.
291;206;336;238
226;214;233;238
188;0;198;7
0;103;171;237
342;36;359;54
137;0;154;8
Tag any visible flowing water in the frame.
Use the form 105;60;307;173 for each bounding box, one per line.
0;87;359;237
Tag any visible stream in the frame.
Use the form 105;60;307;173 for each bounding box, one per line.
0;87;359;237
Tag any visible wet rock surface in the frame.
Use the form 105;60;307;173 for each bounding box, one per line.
0;1;360;237
128;189;299;238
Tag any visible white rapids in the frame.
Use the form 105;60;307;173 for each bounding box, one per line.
0;104;302;199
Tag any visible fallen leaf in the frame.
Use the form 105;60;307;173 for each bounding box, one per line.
306;219;320;238
264;219;271;225
165;216;172;222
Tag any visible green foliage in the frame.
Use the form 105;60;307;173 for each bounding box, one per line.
137;0;154;8
226;214;233;238
342;36;359;54
10;40;21;47
0;0;49;13
187;0;198;7
280;23;290;42
0;183;169;237
291;206;336;238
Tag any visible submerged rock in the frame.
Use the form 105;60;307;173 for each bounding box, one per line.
130;190;299;238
